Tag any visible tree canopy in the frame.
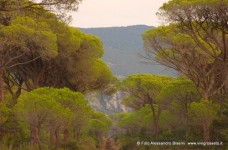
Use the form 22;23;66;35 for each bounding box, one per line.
143;0;228;100
0;9;115;102
142;0;227;144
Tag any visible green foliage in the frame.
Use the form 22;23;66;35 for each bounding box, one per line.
142;0;227;144
189;99;220;126
159;109;177;131
87;119;109;134
0;0;117;149
0;0;227;149
121;74;173;109
33;15;116;92
32;87;90;111
189;99;220;141
158;78;200;114
116;74;224;146
0;16;58;60
1;13;115;94
85;111;112;140
15;87;93;128
91;111;113;126
119;105;152;131
0;103;11;126
0;0;83;13
217;97;228;141
160;0;228;11
143;0;228;101
68;58;115;92
120;74;173;139
158;78;198;99
14;88;74;147
12;87;111;149
143;24;218;64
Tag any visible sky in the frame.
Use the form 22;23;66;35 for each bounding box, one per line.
70;0;169;28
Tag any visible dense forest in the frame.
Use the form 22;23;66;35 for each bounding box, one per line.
0;0;227;150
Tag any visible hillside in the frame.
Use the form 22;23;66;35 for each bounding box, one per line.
80;25;175;77
80;25;176;114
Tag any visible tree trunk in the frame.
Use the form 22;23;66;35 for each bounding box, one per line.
202;87;209;100
203;124;210;142
33;78;40;89
50;128;57;147
150;104;160;136
55;129;60;149
222;26;227;62
0;68;4;102
50;127;59;149
63;129;69;142
30;125;41;149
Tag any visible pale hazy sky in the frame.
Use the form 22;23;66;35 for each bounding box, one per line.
70;0;169;28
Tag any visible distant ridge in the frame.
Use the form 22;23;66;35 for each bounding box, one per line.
80;24;152;29
79;25;175;77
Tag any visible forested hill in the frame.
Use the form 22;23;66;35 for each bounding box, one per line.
79;25;175;77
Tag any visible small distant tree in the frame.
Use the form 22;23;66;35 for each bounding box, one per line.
86;111;112;140
121;74;173;136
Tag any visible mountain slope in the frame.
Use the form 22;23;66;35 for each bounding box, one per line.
80;25;175;77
